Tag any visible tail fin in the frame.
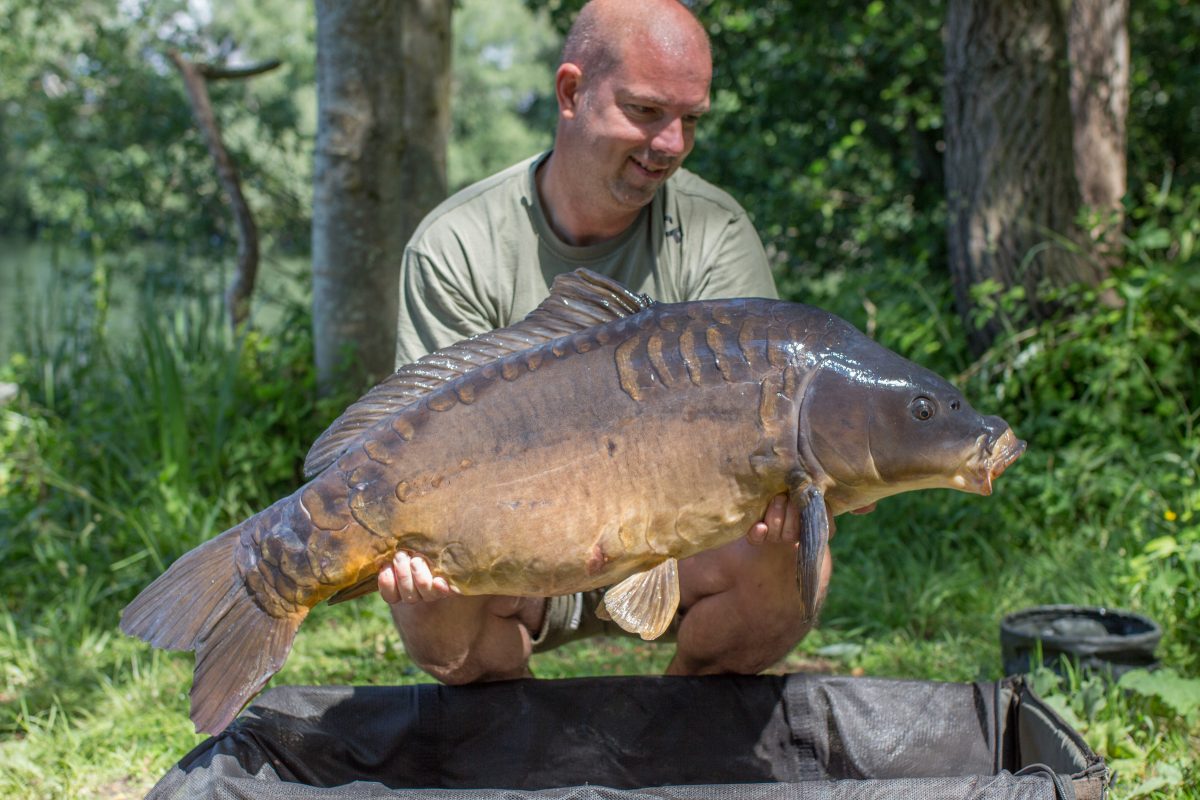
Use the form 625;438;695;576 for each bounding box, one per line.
120;526;304;734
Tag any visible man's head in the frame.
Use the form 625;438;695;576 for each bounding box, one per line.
549;0;712;226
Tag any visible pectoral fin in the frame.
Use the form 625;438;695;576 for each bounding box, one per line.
601;558;680;640
327;575;380;605
794;486;830;624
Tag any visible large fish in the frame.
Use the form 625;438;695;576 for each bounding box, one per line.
121;269;1025;734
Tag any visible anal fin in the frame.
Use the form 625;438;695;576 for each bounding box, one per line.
601;558;680;640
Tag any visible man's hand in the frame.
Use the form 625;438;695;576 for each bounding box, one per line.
745;492;800;545
378;551;456;604
745;494;879;545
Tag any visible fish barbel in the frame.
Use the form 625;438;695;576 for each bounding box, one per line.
121;269;1025;734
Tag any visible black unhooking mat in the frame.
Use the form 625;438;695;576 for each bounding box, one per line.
148;673;1108;800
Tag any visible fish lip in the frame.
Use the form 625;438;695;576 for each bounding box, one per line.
967;428;1025;495
987;429;1026;479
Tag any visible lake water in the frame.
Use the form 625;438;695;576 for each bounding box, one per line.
0;237;310;365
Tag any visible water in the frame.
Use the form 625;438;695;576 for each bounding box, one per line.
0;237;311;365
0;237;74;364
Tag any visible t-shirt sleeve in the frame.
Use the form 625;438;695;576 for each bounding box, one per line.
693;211;778;301
394;246;495;368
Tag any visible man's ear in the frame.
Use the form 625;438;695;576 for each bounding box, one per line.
555;63;584;120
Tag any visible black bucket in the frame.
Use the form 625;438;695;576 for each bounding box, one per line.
1000;605;1162;678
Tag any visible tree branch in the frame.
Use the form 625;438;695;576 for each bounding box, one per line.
167;48;262;331
198;59;283;81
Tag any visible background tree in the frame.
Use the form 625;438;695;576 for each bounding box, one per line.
311;0;452;394
944;0;1108;352
1068;0;1129;265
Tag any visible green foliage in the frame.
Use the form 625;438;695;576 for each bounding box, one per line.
1128;0;1200;190
449;0;558;190
1027;661;1200;798
692;0;945;288
1120;668;1200;722
0;0;312;254
0;277;348;761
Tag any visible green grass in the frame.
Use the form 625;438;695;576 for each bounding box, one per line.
1;238;1199;798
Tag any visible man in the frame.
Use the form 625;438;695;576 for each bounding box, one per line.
377;0;833;685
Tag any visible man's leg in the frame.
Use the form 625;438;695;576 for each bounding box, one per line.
667;537;832;675
389;595;545;684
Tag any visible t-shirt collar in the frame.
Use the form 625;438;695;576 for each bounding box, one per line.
523;150;651;264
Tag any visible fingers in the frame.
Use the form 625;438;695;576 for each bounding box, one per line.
378;551;455;605
746;493;799;545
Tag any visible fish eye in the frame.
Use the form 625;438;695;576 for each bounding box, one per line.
910;397;935;421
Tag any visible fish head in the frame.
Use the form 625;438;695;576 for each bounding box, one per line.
800;347;1025;514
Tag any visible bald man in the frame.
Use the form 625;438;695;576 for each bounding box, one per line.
380;0;833;684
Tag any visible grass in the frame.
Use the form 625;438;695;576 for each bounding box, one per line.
1;241;1199;798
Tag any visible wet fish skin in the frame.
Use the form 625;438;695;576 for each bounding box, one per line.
120;269;1024;735
244;298;804;614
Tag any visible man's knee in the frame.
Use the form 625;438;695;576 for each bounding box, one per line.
389;595;543;684
671;539;832;674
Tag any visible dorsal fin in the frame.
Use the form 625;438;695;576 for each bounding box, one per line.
302;269;654;478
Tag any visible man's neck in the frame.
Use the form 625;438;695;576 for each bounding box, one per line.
536;153;641;247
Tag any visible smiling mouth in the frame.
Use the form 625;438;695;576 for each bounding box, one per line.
630;156;671;176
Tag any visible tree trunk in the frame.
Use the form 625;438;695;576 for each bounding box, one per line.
312;0;452;394
1069;0;1129;264
944;0;1104;351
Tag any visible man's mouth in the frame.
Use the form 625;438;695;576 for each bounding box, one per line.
629;155;671;177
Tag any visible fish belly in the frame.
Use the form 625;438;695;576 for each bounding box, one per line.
336;342;794;598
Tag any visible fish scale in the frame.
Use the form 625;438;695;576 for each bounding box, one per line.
120;268;1025;735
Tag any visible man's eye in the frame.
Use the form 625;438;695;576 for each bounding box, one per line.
627;105;655;116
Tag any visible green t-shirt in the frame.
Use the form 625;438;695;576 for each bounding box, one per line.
395;151;776;366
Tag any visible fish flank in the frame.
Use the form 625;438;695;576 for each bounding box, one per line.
427;391;457;412
738;318;768;373
678;326;703;385
706;325;733;382
615;335;645;401
646;332;678;387
392;416;415;441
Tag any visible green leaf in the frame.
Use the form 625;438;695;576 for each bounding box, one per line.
1118;669;1200;718
1136;227;1173;250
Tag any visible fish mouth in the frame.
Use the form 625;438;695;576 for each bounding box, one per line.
959;428;1026;496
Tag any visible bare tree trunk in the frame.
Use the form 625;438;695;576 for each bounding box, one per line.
402;0;452;242
169;51;280;331
1069;0;1129;265
312;0;452;394
944;0;1103;351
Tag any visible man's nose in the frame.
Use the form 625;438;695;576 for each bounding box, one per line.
651;117;687;157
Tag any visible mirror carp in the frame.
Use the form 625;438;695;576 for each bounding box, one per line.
121;269;1025;734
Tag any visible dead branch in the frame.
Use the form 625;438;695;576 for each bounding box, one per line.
167;49;272;331
198;59;282;81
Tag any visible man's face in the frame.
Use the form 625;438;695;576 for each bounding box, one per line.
566;38;712;214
